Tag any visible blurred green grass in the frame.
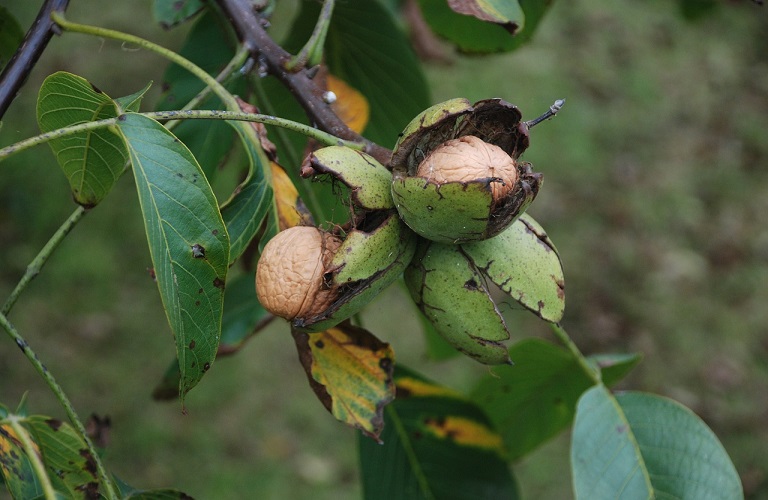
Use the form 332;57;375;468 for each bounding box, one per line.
1;0;768;498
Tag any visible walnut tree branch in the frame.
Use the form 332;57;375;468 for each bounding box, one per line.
214;0;392;165
0;0;71;119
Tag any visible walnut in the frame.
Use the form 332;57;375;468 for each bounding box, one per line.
416;135;518;199
255;226;343;320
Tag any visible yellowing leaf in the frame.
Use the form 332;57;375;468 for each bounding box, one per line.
359;366;516;497
270;162;312;230
396;376;462;399
327;74;370;134
422;415;504;453
0;423;40;499
293;322;395;440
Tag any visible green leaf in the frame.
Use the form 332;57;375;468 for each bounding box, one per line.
152;273;270;401
219;272;269;350
461;214;565;322
325;0;430;146
471;338;594;461
472;339;639;461
293;323;395;440
36;72;134;206
114;81;153;113
589;352;642;386
511;0;555;49
572;386;743;499
156;11;244;180
118;113;229;399
679;0;719;20
152;0;205;28
418;0;552;53
0;6;23;71
359;367;518;499
329;0;432;147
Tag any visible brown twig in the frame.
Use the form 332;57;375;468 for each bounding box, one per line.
215;0;392;165
0;0;71;118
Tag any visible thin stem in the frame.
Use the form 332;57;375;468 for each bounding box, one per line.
0;314;117;499
166;45;252;130
50;12;239;112
2;206;87;316
550;323;601;384
285;0;335;71
149;110;364;149
6;417;57;500
525;99;565;129
0;109;365;163
0;118;117;161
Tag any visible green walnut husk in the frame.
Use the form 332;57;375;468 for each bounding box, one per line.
296;212;417;332
390;98;542;243
302;146;394;211
284;146;416;332
405;214;565;365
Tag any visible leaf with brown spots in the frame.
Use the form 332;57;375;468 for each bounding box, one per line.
292;322;395;440
0;422;41;499
23;416;103;498
1;413;109;499
118;113;229;400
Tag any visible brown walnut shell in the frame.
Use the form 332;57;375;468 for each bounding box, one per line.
255;226;342;320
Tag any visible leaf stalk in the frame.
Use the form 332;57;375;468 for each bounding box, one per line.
285;0;336;71
550;323;601;384
0;110;365;163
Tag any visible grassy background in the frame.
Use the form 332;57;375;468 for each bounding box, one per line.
1;0;767;498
